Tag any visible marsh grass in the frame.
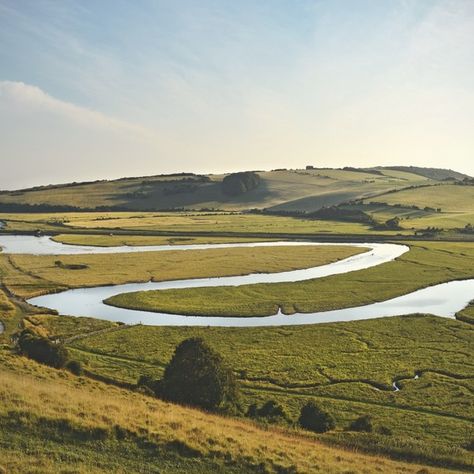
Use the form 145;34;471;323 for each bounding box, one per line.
105;241;474;316
6;245;365;298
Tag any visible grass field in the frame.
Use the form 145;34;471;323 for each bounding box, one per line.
1;245;365;299
359;184;474;231
105;241;474;317
0;210;388;236
1;349;461;474
51;233;276;247
28;312;473;471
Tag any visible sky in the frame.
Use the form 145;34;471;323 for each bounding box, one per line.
0;0;473;189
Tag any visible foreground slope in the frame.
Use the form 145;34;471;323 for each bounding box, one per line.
0;350;462;474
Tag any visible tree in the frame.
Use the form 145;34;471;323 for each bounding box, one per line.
159;338;239;411
298;401;335;433
246;400;288;421
17;329;68;369
222;172;261;196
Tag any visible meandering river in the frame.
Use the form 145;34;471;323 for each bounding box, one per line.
1;235;473;327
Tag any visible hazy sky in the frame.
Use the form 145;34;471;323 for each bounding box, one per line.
0;0;473;189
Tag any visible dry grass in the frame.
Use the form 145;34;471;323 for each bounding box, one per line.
0;350;460;474
6;245;365;298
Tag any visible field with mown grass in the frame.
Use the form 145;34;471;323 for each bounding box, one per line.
106;241;474;317
1;348;461;474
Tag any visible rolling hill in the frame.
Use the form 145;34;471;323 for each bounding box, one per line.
1;166;468;213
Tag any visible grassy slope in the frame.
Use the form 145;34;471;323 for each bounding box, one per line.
0;168;432;211
105;241;474;317
0;349;458;474
36;313;474;470
359;184;474;230
4;245;365;299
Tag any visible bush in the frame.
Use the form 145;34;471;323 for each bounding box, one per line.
298;401;335;433
137;374;162;395
17;330;68;369
246;400;288;421
65;359;83;376
159;338;239;411
348;414;373;432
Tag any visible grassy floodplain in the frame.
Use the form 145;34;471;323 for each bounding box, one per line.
50;233;276;247
0;209;409;237
0;350;461;474
1;207;474;472
106;241;474;317
1;245;365;299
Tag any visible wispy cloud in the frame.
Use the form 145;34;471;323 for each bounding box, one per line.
0;81;156;141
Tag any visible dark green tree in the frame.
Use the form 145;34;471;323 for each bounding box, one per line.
160;338;239;411
298;401;335;433
17;329;68;369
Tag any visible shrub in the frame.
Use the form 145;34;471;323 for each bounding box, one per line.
348;415;373;432
298;401;335;433
17;329;68;369
65;359;83;376
159;337;239;411
246;400;288;421
137;374;162;395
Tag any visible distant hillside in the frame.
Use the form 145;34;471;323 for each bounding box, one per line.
378;166;470;181
0;166;467;213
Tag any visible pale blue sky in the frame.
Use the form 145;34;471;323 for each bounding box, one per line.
0;0;473;188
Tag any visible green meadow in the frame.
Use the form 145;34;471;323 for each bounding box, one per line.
106;241;474;317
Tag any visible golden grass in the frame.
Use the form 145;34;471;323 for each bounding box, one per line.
52;233;276;247
7;245;366;298
0;350;459;474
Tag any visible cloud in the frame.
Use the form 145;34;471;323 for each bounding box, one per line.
0;81;177;189
0;81;155;141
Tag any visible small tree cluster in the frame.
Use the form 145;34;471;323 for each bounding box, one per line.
348;414;373;432
246;400;288;422
298;401;335;433
138;338;239;412
222;172;261;196
17;329;68;369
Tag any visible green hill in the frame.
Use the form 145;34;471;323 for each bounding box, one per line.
0;166;450;212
